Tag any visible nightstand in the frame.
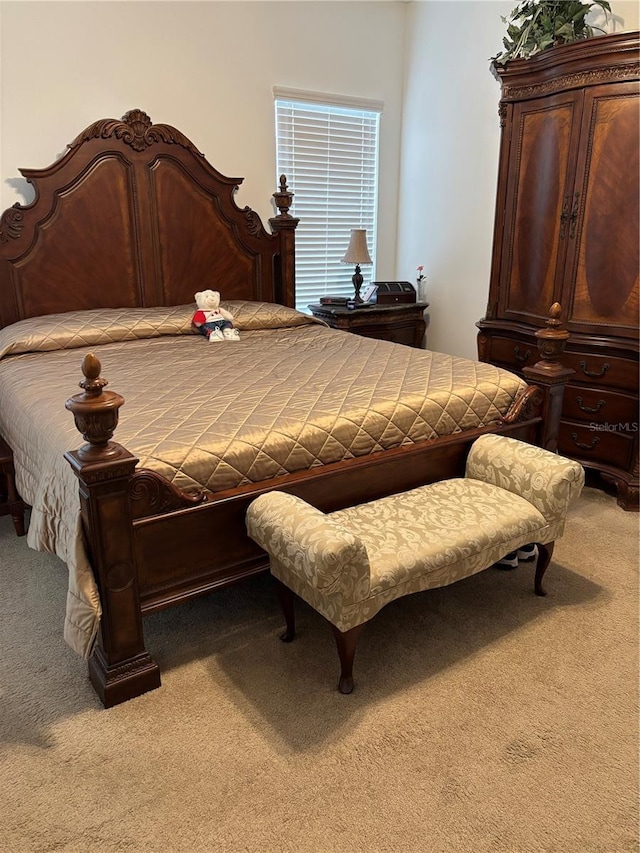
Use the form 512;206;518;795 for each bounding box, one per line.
308;302;429;349
0;435;25;536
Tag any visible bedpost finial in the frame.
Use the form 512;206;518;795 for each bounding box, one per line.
547;302;562;328
66;354;125;459
80;352;108;396
273;174;294;218
521;302;572;386
533;303;570;366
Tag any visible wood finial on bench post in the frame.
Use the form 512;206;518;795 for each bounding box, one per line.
64;353;160;707
522;303;574;452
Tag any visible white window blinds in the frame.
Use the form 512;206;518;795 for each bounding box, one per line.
274;91;381;312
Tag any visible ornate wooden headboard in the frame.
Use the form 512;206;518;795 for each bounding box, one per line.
0;109;298;328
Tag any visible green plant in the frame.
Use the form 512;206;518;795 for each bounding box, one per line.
492;0;611;65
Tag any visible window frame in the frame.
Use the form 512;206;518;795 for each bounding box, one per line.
274;87;383;312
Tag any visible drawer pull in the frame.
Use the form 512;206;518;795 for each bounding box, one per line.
571;432;600;451
513;346;532;363
579;360;609;379
575;396;605;414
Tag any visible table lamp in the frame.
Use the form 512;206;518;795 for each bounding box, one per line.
341;229;372;304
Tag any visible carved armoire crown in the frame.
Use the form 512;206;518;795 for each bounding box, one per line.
478;31;639;511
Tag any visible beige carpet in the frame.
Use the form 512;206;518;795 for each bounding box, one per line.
0;487;638;853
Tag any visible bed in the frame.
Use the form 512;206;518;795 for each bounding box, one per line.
0;110;569;706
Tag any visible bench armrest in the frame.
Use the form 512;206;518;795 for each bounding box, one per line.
466;434;584;526
246;491;371;601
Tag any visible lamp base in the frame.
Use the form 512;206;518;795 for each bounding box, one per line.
352;263;364;304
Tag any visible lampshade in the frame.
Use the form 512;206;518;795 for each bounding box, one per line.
341;229;372;265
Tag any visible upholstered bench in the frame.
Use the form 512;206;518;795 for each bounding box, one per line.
246;434;584;694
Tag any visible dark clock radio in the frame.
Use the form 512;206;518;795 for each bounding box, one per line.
372;281;417;304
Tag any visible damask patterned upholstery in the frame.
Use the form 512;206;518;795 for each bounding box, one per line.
246;435;584;633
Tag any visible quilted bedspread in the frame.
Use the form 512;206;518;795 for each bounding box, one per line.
0;302;527;656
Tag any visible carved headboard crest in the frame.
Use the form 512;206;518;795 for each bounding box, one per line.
68;108;204;156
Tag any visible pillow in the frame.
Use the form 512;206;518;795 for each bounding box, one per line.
220;300;316;330
0;305;196;360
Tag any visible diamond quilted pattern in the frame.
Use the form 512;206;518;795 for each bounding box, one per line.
0;305;197;358
220;300;317;330
0;312;527;658
1;321;526;497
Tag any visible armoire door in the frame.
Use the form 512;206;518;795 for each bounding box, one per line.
563;81;640;340
497;90;584;325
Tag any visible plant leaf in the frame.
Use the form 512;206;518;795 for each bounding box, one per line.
492;0;608;64
556;22;576;37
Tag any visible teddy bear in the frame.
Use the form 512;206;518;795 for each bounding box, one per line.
192;290;240;342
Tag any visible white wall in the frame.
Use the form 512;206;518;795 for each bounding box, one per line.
398;0;639;360
1;0;637;356
0;0;406;278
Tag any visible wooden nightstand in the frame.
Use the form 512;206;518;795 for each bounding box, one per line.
308;302;429;349
0;435;25;536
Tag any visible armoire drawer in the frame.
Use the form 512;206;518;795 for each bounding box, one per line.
562;385;639;427
564;352;638;392
486;336;538;370
558;419;634;471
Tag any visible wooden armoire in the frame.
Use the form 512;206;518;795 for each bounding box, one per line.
478;31;639;511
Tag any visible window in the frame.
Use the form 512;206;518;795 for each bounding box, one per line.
274;88;382;312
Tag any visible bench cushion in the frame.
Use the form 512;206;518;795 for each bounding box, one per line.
331;478;547;596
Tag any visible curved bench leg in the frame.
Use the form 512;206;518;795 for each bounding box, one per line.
330;622;365;695
273;578;296;642
535;542;554;597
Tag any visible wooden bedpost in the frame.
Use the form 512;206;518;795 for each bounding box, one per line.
522;303;574;452
269;175;299;308
65;353;161;707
